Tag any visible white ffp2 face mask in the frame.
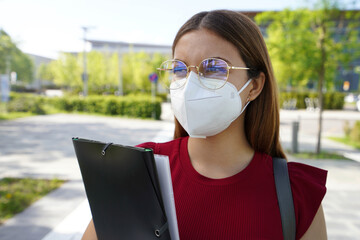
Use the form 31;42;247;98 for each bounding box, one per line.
170;71;252;138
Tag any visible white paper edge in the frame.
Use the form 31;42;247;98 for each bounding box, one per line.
154;154;180;240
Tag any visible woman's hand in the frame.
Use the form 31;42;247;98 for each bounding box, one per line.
81;219;98;240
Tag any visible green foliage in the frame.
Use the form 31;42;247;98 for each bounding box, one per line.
255;1;360;91
349;121;360;142
0;177;65;224
323;92;345;109
50;96;86;112
290;151;350;160
279;91;345;109
122;51;168;94
0;102;35;120
0;30;14;71
0;112;35;121
37;63;54;82
48;51;168;95
329;136;360;149
52;95;162;119
83;96;105;113
85;51;120;94
344;121;351;138
330;119;360;148
0;30;34;83
7;92;162;119
7;93;46;114
50;53;82;90
156;93;169;102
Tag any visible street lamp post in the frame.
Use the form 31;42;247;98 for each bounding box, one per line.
82;26;94;97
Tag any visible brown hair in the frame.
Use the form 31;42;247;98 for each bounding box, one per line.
172;10;285;159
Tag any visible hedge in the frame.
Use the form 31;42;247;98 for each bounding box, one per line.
7;93;162;120
7;93;46;115
7;91;345;119
279;92;345;110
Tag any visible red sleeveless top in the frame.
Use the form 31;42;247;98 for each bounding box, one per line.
137;136;327;240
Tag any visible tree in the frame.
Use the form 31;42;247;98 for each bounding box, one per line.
37;63;54;82
86;51;107;93
50;51;118;94
49;50;168;95
121;51;168;95
0;29;34;83
255;0;360;153
108;52;120;91
86;51;120;94
50;53;82;91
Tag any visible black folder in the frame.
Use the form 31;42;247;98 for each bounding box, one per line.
72;137;170;240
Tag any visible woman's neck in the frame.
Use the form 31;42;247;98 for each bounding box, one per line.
187;117;254;179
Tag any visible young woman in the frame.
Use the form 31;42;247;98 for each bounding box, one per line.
82;10;327;240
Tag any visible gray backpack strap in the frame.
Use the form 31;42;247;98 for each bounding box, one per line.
273;157;296;240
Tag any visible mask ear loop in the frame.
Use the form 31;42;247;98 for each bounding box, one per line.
238;79;252;115
237;79;252;94
240;99;251;115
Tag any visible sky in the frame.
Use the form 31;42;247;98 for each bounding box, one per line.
0;0;359;59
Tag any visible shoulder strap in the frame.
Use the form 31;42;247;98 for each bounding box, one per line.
273;157;296;240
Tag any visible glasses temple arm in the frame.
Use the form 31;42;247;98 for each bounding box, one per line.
229;66;250;70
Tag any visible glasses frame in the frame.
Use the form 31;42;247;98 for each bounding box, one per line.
157;57;250;90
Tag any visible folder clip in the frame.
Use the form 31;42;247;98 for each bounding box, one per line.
101;143;113;156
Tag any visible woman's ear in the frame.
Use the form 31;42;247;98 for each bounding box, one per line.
248;72;265;101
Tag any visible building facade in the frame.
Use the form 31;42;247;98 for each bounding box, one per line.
88;40;172;56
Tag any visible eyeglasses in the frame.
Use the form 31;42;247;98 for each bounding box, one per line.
157;58;250;90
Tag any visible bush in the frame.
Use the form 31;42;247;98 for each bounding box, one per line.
122;95;161;119
279;91;345;110
350;121;360;142
7;93;45;114
6;92;162;119
103;97;123;115
156;93;169;102
84;96;104;113
344;121;351;138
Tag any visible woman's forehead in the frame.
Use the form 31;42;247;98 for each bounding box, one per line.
173;29;244;65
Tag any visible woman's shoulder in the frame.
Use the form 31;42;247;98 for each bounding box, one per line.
135;136;187;155
287;161;328;188
287;161;328;239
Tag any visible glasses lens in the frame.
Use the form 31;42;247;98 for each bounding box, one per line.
158;60;187;89
199;58;228;90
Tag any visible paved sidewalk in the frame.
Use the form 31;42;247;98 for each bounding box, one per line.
0;112;175;240
0;105;359;239
279;109;360;163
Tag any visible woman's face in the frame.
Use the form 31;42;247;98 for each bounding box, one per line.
173;28;250;94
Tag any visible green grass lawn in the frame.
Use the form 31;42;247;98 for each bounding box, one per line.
288;151;351;160
328;136;360;150
0;177;66;225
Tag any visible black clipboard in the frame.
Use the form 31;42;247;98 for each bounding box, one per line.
72;137;170;240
